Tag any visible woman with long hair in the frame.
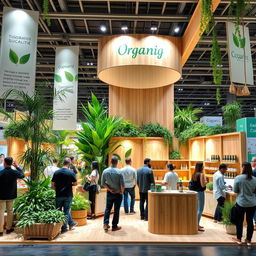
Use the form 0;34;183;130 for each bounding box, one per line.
86;161;99;219
189;162;208;231
232;162;256;246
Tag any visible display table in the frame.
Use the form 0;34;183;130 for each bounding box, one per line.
148;190;198;235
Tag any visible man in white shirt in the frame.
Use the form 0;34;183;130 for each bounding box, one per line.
121;158;137;214
162;163;179;190
44;159;59;178
0;154;5;171
213;164;228;222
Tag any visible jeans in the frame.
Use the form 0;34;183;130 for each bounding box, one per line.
236;203;256;241
56;196;73;231
88;185;97;215
139;192;148;219
214;196;225;222
197;191;205;225
0;200;14;233
103;191;122;228
124;187;135;213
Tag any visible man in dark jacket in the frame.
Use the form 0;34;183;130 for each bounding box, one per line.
52;158;77;233
137;158;155;221
0;157;24;236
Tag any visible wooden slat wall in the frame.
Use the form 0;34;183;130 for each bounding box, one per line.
109;84;174;132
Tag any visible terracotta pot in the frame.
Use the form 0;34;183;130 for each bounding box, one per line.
226;225;236;235
23;222;62;240
71;210;87;226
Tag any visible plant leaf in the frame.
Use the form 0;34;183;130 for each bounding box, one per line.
239;37;245;48
54;74;62;83
65;71;74;82
232;33;240;48
20;53;30;64
75;74;78;81
125;148;132;158
9;49;19;64
113;153;121;161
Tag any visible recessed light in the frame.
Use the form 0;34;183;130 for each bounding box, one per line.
90;62;93;66
150;26;157;31
174;27;180;33
100;25;107;32
121;25;128;31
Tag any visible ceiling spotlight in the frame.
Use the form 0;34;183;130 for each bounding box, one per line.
121;25;128;31
90;62;93;66
217;64;223;68
150;26;157;31
174;27;180;33
100;25;107;32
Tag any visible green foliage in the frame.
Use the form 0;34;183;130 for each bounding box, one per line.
113;120;145;137
0;89;54;181
222;101;242;128
71;194;90;211
210;25;223;85
141;123;172;146
206;182;213;191
174;104;203;137
216;88;221;105
221;202;235;226
200;0;213;34
179;123;235;143
76;93;123;177
43;0;51;26
169;150;182;160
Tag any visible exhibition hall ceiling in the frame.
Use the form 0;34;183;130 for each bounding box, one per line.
0;0;256;118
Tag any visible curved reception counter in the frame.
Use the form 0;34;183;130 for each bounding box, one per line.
148;190;198;235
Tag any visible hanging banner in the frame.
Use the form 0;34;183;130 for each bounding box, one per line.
226;22;254;85
53;46;79;130
0;7;39;97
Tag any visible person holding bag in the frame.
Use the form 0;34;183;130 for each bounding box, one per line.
189;162;208;232
83;161;99;220
232;162;256;246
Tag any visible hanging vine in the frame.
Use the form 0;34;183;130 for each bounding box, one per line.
216;88;221;105
43;0;51;26
200;0;213;35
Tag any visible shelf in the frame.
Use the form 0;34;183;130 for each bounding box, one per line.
169;159;190;162
221;162;240;165
175;169;190;172
204;161;220;164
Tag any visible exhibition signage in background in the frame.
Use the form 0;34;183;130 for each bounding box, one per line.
0;7;39;97
236;118;256;162
226;22;254;85
200;116;222;127
53;46;79;130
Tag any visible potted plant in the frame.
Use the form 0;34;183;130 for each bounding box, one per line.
206;182;213;191
221;202;236;235
14;178;66;240
71;194;90;226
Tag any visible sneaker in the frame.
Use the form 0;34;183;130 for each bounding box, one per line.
141;217;144;220
112;226;122;231
245;239;252;246
6;229;14;234
61;229;68;234
231;237;242;245
144;218;148;221
103;224;110;232
129;211;136;215
69;222;78;230
0;232;3;236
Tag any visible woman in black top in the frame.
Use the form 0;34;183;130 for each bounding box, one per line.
190;162;208;231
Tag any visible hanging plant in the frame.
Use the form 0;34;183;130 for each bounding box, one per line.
216;88;221;105
200;0;213;35
43;0;51;26
210;25;223;85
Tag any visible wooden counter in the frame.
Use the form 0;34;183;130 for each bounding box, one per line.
148;191;198;235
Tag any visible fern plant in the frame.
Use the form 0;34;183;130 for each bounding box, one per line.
220;202;235;226
222;101;242;128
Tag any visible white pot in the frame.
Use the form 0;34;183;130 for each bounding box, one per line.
226;225;236;235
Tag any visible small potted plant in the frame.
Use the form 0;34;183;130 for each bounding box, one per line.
221;202;236;235
71;194;90;226
206;182;213;191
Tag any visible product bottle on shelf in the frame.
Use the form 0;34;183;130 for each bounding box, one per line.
150;183;155;192
178;180;183;192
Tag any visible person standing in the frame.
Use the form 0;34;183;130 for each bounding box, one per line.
85;161;99;219
52;158;77;233
0;157;24;236
137;158;155;221
70;156;78;174
189;162;208;231
162;163;179;190
121;158;137;215
232;162;256;246
251;157;256;228
101;156;124;232
44;158;59;178
0;154;5;171
213;164;228;222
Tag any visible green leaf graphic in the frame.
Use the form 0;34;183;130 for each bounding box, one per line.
75;74;78;81
9;49;18;64
65;71;74;82
233;33;240;48
19;53;30;64
239;37;245;48
54;74;62;83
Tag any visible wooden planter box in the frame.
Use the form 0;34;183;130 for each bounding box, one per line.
23;222;62;240
71;210;87;226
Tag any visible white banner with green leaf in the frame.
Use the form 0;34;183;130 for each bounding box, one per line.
53;46;79;130
0;7;39;97
227;22;254;85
